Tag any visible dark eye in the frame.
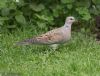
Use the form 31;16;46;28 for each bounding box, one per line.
70;18;73;20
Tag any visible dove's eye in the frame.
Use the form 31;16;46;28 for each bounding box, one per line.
70;18;73;20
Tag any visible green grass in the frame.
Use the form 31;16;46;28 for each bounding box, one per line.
0;29;100;76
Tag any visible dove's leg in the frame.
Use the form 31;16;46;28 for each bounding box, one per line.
50;44;58;50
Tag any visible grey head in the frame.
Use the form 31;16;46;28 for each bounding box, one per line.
65;16;75;24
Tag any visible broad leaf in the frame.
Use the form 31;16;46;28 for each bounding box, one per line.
0;17;8;20
15;14;26;25
35;14;53;21
67;4;73;9
9;2;17;10
1;8;10;16
0;20;4;25
0;0;7;9
30;4;45;12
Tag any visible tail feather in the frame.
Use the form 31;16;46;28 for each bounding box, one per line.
16;38;34;45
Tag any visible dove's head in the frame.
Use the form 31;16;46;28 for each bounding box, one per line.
65;16;75;24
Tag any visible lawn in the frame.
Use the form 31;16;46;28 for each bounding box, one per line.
0;29;100;76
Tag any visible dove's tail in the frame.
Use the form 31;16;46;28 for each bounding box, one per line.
16;38;35;45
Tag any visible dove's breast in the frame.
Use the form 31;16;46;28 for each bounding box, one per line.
60;28;71;43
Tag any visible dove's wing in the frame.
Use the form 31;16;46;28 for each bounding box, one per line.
17;28;66;45
33;30;64;44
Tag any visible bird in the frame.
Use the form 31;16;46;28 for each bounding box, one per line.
16;16;76;50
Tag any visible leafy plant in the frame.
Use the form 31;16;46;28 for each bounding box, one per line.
0;0;100;32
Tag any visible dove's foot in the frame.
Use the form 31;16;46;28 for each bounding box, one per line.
50;44;59;51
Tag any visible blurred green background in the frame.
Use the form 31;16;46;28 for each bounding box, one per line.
0;0;100;33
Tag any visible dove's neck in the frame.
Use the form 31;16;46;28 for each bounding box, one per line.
63;22;72;30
